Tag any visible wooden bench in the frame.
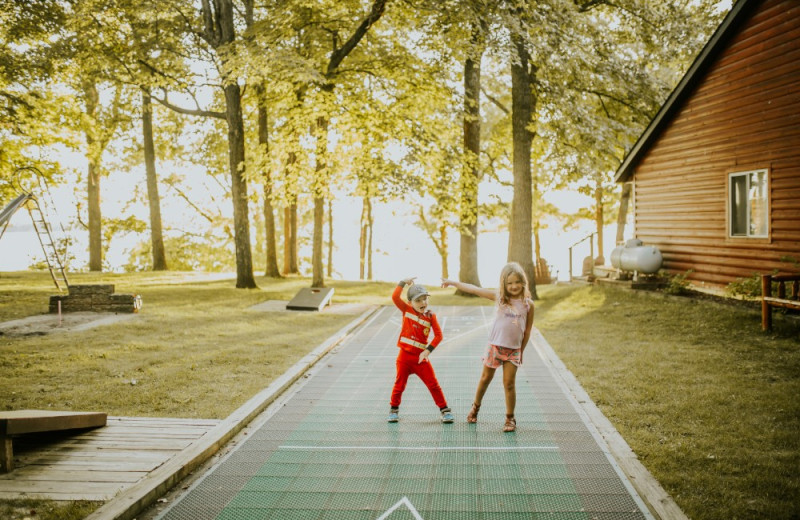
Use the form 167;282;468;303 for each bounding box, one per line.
0;410;106;473
761;274;800;331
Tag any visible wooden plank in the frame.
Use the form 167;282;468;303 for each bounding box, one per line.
12;460;163;472
763;297;800;309
0;414;222;501
0;490;113;501
0;469;146;482
0;479;124;500
0;410;107;435
0;479;126;494
34;438;195;449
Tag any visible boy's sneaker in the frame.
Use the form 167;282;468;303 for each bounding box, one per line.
441;409;454;423
387;410;399;422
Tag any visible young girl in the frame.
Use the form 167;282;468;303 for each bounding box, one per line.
441;262;534;432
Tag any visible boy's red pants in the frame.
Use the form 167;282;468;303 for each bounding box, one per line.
390;349;448;409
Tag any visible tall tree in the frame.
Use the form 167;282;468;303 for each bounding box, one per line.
80;79;127;271
141;89;168;270
459;21;485;290
507;25;538;297
255;85;281;277
199;0;256;288
309;0;388;287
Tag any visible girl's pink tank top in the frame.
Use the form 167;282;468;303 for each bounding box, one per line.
487;298;529;349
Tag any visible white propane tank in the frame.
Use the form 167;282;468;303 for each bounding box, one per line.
610;239;663;274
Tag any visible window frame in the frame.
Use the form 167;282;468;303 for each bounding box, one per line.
727;168;770;240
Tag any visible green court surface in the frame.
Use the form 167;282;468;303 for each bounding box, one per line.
156;306;653;520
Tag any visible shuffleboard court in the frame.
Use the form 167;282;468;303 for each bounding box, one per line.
156;306;653;519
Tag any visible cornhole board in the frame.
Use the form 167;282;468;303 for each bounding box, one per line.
0;410;107;473
285;287;334;311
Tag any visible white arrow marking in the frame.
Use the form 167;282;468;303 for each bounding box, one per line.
376;496;424;520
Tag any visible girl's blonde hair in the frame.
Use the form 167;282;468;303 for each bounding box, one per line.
498;262;531;306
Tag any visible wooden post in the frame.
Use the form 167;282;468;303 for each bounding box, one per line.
1;437;12;473
761;274;772;331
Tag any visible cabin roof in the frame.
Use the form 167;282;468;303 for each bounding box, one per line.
614;0;756;183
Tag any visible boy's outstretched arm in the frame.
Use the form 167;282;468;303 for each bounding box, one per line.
441;278;496;301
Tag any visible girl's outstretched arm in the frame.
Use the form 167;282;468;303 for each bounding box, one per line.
441;279;496;301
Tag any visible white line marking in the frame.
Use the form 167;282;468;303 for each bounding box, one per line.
377;496;424;520
279;445;558;451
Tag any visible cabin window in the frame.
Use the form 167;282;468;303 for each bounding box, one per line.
729;169;768;238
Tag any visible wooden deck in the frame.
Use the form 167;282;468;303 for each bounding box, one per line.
0;416;220;501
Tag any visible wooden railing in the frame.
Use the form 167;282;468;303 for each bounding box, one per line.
761;273;800;330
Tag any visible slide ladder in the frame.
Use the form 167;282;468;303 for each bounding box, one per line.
26;196;70;292
0;189;70;292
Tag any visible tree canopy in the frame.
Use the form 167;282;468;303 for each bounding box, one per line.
0;0;729;285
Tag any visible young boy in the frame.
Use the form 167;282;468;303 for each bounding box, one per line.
388;277;454;423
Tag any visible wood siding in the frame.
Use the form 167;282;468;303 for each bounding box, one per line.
632;0;800;288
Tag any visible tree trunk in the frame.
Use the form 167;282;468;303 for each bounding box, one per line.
312;115;329;288
257;85;281;277
533;178;541;261
289;202;298;273
141;90;168;271
440;224;449;279
282;158;299;275
508;35;537;299
283;205;292;275
224;82;257;288
84;80;102;272
367;199;373;280
616;182;631;245
312;195;324;287
263;186;280;277
327;199;333;278
458;43;482;293
87;161;102;271
595;179;604;263
200;0;256;288
359;197;367;280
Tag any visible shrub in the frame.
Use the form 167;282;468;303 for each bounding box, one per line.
663;269;693;295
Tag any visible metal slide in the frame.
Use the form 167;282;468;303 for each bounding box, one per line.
0;192;32;240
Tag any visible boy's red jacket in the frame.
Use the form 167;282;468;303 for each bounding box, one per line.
392;285;442;354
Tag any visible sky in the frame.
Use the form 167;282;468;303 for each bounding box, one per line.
0;167;622;287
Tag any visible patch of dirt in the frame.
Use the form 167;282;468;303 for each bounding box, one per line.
0;311;137;337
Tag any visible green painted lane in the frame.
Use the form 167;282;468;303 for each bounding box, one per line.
157;306;650;520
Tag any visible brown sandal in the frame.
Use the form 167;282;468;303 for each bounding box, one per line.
467;403;480;423
503;416;516;432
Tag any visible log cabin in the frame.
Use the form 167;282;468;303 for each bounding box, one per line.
614;0;800;291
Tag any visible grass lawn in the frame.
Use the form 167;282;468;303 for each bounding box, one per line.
536;283;799;520
0;271;798;520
